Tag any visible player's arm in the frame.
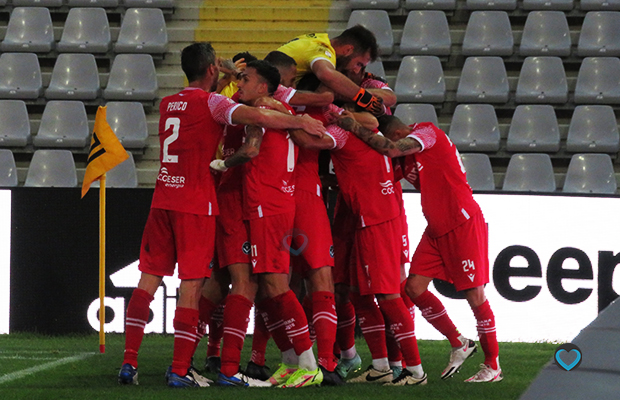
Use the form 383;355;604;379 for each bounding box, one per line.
337;112;421;158
288;90;335;107
288;128;335;150
366;87;397;108
231;105;324;137
210;125;264;171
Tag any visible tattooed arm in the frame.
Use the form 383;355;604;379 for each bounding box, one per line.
210;125;264;172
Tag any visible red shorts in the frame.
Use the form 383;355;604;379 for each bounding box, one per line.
247;211;295;274
399;208;410;265
409;211;489;291
139;208;215;280
353;217;402;296
216;189;251;268
291;190;334;273
332;197;357;286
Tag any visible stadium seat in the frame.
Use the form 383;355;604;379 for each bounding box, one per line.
67;0;119;6
520;11;571;57
580;0;620;10
92;153;138;188
502;153;556;192
393;103;439;125
400;178;417;190
506;105;560;152
0;100;30;147
404;0;456;10
349;0;399;9
574;57;620;104
347;10;394;56
33;101;90;148
0;53;43;100
103;54;158;101
515;56;568;104
105;101;148;149
461;153;495;190
365;59;386;79
122;0;175;8
24;150;78;188
465;0;517;10
0;149;18;187
566;105;620;153
0;7;54;53
400;11;451;56
456;57;509;103
577;12;620;57
45;54;101;101
522;0;574;10
11;0;62;7
449;104;500;151
57;8;111;54
563;153;617;194
462;11;514;56
394;56;446;103
114;8;168;55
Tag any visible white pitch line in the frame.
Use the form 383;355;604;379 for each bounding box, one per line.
0;352;95;384
0;356;58;360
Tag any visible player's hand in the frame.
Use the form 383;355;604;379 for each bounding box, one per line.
336;111;359;133
299;114;325;138
352;88;385;117
209;159;228;172
255;96;289;114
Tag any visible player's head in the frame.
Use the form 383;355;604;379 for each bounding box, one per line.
264;51;297;88
233;51;258;64
296;73;322;92
332;25;378;75
181;42;218;90
378;115;411;141
237;60;281;104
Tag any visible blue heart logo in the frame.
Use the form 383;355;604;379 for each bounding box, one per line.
555;349;581;371
283;229;308;256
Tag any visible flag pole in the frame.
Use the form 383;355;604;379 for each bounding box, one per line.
99;173;106;354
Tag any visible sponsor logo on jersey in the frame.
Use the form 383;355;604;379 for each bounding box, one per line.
380;180;394;195
157;167;186;189
281;180;296;195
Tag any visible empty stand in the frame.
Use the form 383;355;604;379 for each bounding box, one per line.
45;54;101;100
461;153;495;190
114;8;168;54
563;153;617;194
515;56;568;103
0;150;18;187
506;105;560;152
33;101;90;148
122;0;175;8
67;0;119;6
566;105;620;152
577;11;620;57
57;7;112;54
103;54;158;101
0;53;43;100
400;10;451;56
0;100;30;147
105;101;148;149
393;103;439;125
349;0;399;9
394;56;446;103
462;11;513;56
574;57;620;104
502;153;556;192
11;0;62;7
449;104;500;151
465;0;517;10
24;150;78;188
347;10;394;56
456;57;509;103
580;0;620;10
92;153;138;188
404;0;456;10
522;0;574;10
520;11;571;57
0;7;54;53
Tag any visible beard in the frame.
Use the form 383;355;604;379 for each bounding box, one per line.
336;54;353;74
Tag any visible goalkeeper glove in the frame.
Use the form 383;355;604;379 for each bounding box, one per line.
352;88;385;116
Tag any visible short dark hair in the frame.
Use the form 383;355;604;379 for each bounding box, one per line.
246;60;281;95
378;115;406;136
233;51;258;64
334;25;379;61
264;51;297;68
296;73;321;92
181;42;216;83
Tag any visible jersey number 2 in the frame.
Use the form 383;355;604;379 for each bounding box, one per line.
163;117;180;163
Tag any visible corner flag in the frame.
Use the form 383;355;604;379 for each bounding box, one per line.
81;106;129;198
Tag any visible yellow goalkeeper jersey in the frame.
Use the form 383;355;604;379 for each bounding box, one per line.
277;33;337;83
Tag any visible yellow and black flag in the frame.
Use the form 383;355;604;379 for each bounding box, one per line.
81;106;129;198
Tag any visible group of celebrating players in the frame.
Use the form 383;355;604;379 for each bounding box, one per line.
117;24;503;389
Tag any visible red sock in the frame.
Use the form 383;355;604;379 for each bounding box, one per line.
171;307;199;376
401;281;416;320
193;295;218;356
336;301;356;353
386;328;403;365
378;298;421;367
312;291;338;371
207;302;225;358
414;290;462;347
273;290;313;356
350;292;388;360
251;307;271;366
123;288;153;368
220;295;253;377
302;295;316;343
473;300;499;369
257;298;293;352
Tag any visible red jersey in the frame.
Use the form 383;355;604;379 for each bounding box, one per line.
361;75;393;116
218;124;245;192
403;122;481;238
152;88;241;215
329;125;400;228
242;105;299;220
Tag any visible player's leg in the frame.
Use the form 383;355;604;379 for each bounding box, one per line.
204;301;224;373
244;306;272;381
196;268;228;372
334;283;361;378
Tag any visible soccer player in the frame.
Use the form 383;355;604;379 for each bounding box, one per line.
116;42;325;388
339;113;502;383
278;25;385;116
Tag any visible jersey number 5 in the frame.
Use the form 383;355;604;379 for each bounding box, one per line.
163;117;180;163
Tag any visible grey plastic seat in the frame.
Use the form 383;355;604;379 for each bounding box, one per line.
461;153;495;190
506;105;560;152
405;0;456;9
563;153;617;194
103;54;158;101
105;102;148;149
520;11;571;56
365;59;386;79
574;57;620;104
581;0;620;10
394;103;439;125
449;104;500;151
400;178;417;190
567;105;620;152
24;150;78;188
522;0;574;10
0;100;30;147
466;0;517;10
92;153;137;188
67;0;119;6
33;101;90;148
0;150;18;187
462;11;513;56
0;53;43;100
456;57;509;103
0;8;54;53
502;153;556;192
347;10;394;56
515;56;568;103
114;8;168;54
400;11;451;56
395;56;445;103
577;12;620;57
350;0;400;9
45;54;101;100
122;0;175;8
11;0;62;7
57;8;111;54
